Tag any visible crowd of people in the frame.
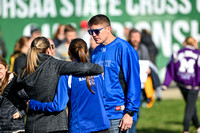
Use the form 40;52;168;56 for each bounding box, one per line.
0;14;199;133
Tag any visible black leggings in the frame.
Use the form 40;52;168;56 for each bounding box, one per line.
180;87;199;131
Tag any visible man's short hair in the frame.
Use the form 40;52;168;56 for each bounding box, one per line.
129;28;141;34
88;14;111;27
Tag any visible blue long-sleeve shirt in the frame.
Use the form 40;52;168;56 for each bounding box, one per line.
91;37;141;121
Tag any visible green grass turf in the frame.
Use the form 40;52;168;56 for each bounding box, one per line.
136;99;200;133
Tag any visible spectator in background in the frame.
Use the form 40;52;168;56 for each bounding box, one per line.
141;29;158;64
53;24;66;47
141;29;162;102
88;14;141;133
78;20;91;48
0;28;7;58
0;57;28;133
55;24;77;61
28;25;41;46
162;36;200;133
128;28;150;61
128;28;152;133
89;36;99;58
9;36;30;73
128;28;162;103
12;36;30;76
12;25;41;76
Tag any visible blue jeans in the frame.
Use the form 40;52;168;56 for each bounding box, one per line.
108;119;136;133
128;120;137;133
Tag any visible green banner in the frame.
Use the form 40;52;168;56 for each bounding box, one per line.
0;0;200;81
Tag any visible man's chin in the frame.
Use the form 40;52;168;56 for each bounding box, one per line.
95;40;102;44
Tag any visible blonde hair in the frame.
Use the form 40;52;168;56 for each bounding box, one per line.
183;36;198;49
22;37;51;77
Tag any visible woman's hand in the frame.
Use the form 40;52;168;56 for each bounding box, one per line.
13;111;22;119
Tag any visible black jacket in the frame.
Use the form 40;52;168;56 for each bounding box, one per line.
13;53;27;76
16;53;103;132
0;76;28;132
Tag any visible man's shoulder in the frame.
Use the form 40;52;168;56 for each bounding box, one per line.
114;38;135;52
92;44;102;54
115;37;131;47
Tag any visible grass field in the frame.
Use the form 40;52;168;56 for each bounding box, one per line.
136;99;200;133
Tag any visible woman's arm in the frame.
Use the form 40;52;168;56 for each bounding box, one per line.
56;58;104;76
29;75;69;112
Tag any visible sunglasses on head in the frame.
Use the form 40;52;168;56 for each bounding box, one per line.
88;26;108;35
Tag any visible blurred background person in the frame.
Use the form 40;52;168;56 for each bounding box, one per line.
128;28;150;61
12;25;41;76
55;24;77;61
128;28;162;103
141;29;158;64
9;36;30;73
28;24;41;46
0;28;7;58
12;36;30;76
128;28;152;133
162;36;200;133
52;24;66;48
89;36;99;58
78;20;91;49
0;57;28;133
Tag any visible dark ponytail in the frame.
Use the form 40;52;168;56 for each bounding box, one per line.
69;38;95;93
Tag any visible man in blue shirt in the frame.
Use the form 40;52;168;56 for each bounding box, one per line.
88;14;141;132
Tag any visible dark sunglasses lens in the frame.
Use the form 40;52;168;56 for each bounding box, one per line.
88;30;93;35
93;30;100;35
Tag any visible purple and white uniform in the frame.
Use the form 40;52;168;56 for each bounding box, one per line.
163;45;200;90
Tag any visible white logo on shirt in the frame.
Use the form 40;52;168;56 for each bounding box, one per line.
96;60;111;67
102;48;106;52
175;50;197;74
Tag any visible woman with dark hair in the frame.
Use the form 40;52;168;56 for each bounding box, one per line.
53;24;66;47
7;36;103;133
28;38;110;133
163;36;200;133
0;57;28;133
9;36;30;73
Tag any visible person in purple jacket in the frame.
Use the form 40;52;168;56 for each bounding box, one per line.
162;36;200;133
